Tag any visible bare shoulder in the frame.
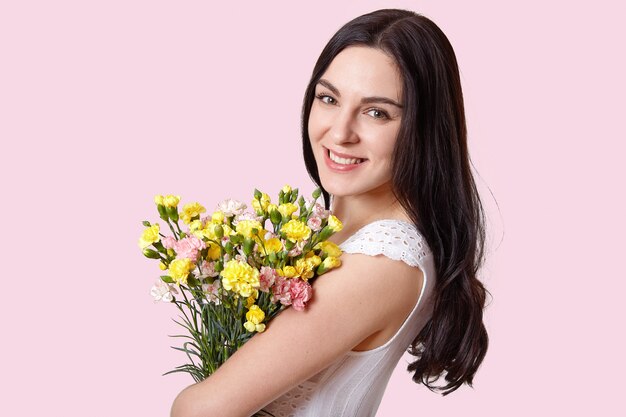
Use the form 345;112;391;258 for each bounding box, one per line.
314;251;424;327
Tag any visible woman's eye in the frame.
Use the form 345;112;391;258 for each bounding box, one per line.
367;109;390;120
315;94;336;105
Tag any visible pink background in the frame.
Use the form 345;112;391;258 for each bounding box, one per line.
1;0;624;415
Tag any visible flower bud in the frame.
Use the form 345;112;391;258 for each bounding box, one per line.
312;188;321;199
254;189;262;200
166;206;179;222
225;242;234;254
142;220;151;227
143;248;160;259
270;208;283;225
214;224;224;239
157;204;168;220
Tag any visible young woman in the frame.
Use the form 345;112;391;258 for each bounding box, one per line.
171;8;488;417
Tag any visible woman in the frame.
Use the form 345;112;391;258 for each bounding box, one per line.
171;8;488;417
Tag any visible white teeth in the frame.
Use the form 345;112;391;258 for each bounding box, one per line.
329;151;363;165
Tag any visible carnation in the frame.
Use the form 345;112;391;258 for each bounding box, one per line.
217;199;247;217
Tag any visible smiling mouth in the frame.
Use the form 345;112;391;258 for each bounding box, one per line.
327;149;365;165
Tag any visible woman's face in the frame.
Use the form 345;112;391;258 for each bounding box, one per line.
308;45;404;199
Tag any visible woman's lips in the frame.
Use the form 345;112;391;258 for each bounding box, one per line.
323;148;366;172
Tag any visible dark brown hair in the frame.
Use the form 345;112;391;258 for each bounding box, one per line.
301;9;489;395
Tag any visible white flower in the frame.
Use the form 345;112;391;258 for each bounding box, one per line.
217;199;246;217
202;280;221;305
233;211;262;225
150;280;178;303
197;260;219;279
312;202;329;219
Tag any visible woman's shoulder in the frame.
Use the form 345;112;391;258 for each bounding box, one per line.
339;218;433;267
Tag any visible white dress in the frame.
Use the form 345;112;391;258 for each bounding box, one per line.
261;219;437;417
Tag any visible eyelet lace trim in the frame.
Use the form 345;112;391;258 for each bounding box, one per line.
339;219;432;266
263;381;316;416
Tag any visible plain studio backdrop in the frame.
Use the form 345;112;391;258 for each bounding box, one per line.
1;1;623;415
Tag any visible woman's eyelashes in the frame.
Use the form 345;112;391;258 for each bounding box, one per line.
314;93;391;120
315;93;337;105
366;109;390;120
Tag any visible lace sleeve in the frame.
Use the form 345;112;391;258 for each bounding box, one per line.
338;219;432;267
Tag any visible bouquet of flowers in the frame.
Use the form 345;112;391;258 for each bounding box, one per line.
139;185;344;383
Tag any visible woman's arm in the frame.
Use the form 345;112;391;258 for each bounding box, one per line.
170;252;422;417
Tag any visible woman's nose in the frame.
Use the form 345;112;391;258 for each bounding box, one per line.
328;108;359;145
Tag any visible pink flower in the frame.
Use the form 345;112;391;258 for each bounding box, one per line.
271;275;292;305
202;280;221;305
174;235;206;262
259;266;278;292
312;202;329;219
307;216;322;232
288;240;306;257
289;279;313;311
197;260;219;279
162;236;177;249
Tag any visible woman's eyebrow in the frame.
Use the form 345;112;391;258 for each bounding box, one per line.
317;78;403;108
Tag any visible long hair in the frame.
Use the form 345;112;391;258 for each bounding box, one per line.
301;9;489;395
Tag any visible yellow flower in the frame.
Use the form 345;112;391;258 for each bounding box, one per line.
252;193;271;213
328;215;343;232
245;296;256;309
138;224;160;249
263;237;283;254
211;211;225;224
221;260;260;298
295;258;315;280
278;203;298;219
315;241;343;258
206;242;221;260
281;219;311;242
163;195;181;208
222;223;235;237
282;185;292;194
317;256;342;275
292;253;322;280
236;220;263;239
282;265;298;278
267;204;278;214
189;219;203;231
181;202;206;224
159;262;167;270
169;258;194;285
244;305;266;333
154;195;164;205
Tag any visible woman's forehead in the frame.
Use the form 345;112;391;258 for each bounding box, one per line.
319;46;403;101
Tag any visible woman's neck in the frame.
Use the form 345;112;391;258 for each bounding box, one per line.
328;186;411;244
